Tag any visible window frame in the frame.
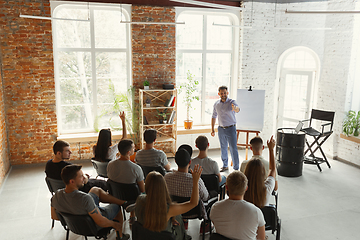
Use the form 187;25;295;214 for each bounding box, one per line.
51;2;132;135
175;7;240;125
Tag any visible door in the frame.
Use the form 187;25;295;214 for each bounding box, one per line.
277;70;314;129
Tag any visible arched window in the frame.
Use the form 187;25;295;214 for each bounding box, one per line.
276;47;320;129
52;3;131;134
176;9;239;125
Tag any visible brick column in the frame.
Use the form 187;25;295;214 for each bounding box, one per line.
0;0;56;165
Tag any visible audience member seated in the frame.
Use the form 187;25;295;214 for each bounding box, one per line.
190;135;226;186
93;111;127;162
240;136;278;191
45;140;107;193
244;136;276;208
50;164;130;240
107;139;145;223
135;166;203;240
164;147;209;232
210;171;265;240
135;129;171;171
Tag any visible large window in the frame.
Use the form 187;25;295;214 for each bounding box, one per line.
52;3;131;134
176;10;239;125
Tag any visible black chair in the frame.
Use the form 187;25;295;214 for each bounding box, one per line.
301;109;335;171
139;164;166;178
91;158;109;178
57;211;113;240
210;233;232;240
45;177;65;228
107;179;141;220
132;221;175;240
261;191;281;240
170;195;216;240
201;174;226;200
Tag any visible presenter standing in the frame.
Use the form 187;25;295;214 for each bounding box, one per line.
211;86;240;171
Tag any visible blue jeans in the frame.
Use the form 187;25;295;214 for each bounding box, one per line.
218;125;239;170
219;175;226;186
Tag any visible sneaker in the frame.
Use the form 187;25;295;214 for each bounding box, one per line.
129;216;136;225
183;220;188;230
200;222;213;235
125;203;136;213
117;233;130;240
220;167;229;172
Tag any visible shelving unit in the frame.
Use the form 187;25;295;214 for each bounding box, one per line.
139;89;177;157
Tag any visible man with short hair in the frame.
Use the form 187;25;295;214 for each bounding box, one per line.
107;139;145;223
135;129;171;171
191;135;226;186
51;165;130;240
211;86;240;171
210;171;266;240
240;136;278;191
46;140;107;192
165;147;209;232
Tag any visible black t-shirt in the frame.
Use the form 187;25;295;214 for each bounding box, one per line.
45;159;71;180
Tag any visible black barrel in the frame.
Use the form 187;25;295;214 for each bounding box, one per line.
276;128;305;177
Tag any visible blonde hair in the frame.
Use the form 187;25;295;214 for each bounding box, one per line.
226;171;248;196
244;159;267;208
143;171;172;232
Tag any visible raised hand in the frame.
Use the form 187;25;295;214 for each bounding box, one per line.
267;135;276;149
190;164;203;182
119;111;125;121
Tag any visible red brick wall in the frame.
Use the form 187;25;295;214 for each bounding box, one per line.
0;0;57;165
0;3;177;167
0;66;10;186
132;6;176;89
132;6;176;152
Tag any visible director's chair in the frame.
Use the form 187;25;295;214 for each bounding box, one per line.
301;109;335;172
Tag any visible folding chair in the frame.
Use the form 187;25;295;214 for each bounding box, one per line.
171;195;217;240
210;233;232;240
45;177;65;228
139;165;166;179
57;211;113;240
201;174;226;200
132;221;175;240
107;179;140;221
261;191;281;240
301;109;335;172
91;158;109;178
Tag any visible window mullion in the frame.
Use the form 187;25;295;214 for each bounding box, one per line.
90;7;98;127
201;14;207;124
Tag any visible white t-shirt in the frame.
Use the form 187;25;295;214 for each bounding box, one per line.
240;155;278;180
190;157;220;175
210;199;265;240
106;143;119;161
264;176;275;206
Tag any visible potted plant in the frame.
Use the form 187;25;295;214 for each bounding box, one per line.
179;70;199;129
157;109;169;124
143;80;150;90
343;110;360;137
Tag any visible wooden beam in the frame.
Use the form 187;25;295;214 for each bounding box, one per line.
60;0;241;8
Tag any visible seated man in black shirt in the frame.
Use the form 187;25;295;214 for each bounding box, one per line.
46;140;107;193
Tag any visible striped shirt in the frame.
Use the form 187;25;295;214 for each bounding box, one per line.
135;148;168;167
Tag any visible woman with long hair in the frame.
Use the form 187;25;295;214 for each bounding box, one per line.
135;165;203;239
244;136;276;208
93;111;127;162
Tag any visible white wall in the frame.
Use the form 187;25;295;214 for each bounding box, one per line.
241;0;360;165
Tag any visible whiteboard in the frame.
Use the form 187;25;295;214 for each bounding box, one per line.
235;89;265;131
